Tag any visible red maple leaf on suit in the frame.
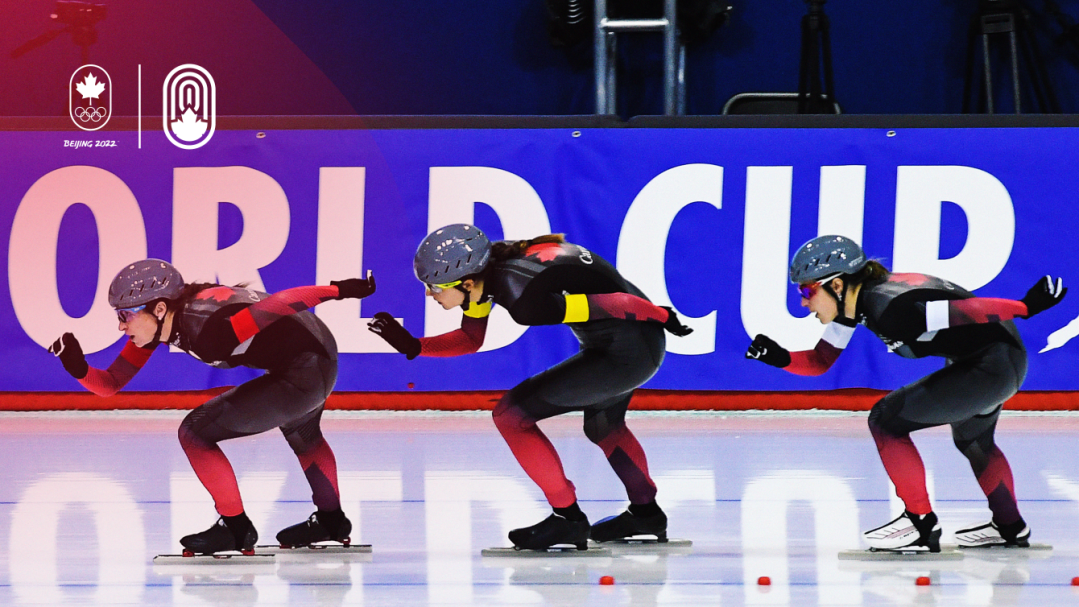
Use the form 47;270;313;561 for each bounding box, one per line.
196;286;235;302
889;273;932;287
525;242;565;263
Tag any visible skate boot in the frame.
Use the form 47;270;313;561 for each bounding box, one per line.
276;509;352;548
180;515;258;556
863;510;941;553
508;513;590;550
954;519;1030;548
591;506;668;543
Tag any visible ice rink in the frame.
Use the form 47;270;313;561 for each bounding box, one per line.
3;409;1079;606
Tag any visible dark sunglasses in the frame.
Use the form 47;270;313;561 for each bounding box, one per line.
797;282;821;300
116;304;147;323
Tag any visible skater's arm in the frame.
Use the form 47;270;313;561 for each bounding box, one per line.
49;333;155;396
925;298;1028;332
368;311;489;359
229;273;376;344
509;291;666;326
926;276;1067;330
508;291;692;336
417;314;489;357
746;321;854;376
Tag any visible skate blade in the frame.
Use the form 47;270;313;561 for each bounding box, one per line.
481;546;612;557
153;553;275;566
839;547;962;561
958;542;1052;561
255;543;372;555
589;538;693;553
957;542;1051;551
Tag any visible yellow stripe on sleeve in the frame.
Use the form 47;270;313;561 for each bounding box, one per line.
463;300;493;319
563;293;590;323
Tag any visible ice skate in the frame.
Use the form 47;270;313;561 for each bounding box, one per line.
276;510;352;548
508;513;590;551
179;516;258;556
590;508;668;542
863;510;941;553
955;520;1030;548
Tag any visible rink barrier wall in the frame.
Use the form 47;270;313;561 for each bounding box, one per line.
3;389;1078;412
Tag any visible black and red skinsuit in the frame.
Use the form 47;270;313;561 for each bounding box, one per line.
78;285;346;518
786;273;1029;525
421;241;672;508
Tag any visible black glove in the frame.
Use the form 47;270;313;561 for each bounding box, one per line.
660;307;693;337
367;312;421;359
1021;275;1067;318
331;270;376;300
745;334;791;368
49;332;89;379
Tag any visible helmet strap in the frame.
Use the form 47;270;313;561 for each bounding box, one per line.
151;315;166;346
456;284;471;311
822;278;847;319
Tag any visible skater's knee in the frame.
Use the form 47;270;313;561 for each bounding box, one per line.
281;414;324;454
583;416;623;445
492;398;534;434
178;419;212;451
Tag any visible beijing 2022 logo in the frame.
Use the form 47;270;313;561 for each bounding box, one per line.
69;65;111;131
163;64;215;149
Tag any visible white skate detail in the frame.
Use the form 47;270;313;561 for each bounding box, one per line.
954;521;1028;547
1040;313;1079;353
862;512;938;551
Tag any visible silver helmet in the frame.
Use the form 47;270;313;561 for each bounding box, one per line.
413;224;492;284
789;235;867;284
108;259;185;308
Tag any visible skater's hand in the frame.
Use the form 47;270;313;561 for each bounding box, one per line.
660;307;693;337
368;312;421;359
1021;275;1067;318
745;334;790;368
49;332;89;379
331;270;376;300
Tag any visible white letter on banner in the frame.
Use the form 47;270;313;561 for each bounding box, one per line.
426;167;552;351
8;166;147;352
172;167;290;290
315;167;399;353
617;164;723;355
893;166;1014;289
740;166;866;351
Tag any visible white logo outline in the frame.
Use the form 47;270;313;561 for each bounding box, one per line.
69;64;111;132
162;64;216;150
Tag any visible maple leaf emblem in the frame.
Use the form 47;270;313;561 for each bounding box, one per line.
196;286;234;302
170;107;208;143
75;73;105;105
890;273;932;287
525;242;566;263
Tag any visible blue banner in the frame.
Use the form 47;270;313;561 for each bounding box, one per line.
2;126;1077;391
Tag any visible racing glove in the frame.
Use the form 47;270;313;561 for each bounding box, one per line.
660;307;694;337
49;332;89;379
331;270;376;300
745;334;791;368
368;312;421;359
1021;275;1067;318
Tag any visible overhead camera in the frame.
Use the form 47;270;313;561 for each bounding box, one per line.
51;1;107;27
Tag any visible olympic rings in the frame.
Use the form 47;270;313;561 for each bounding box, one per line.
74;106;107;122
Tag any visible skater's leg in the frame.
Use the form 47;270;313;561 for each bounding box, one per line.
865;351;1016;515
583;396;657;505
492;389;577;508
951;342;1027;526
281;405;341;512
179;353;337;517
953;409;1022;525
